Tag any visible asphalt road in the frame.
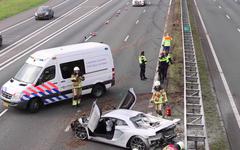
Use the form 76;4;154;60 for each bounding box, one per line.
194;0;240;149
0;0;170;149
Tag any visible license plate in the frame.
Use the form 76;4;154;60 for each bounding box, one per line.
3;102;8;108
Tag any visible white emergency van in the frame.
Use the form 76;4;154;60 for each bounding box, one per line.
0;42;115;112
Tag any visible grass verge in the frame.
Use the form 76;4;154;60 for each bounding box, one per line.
187;0;230;149
0;0;48;20
166;0;230;149
167;0;183;96
166;0;185;140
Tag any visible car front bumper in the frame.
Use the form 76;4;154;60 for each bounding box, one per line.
1;96;28;109
35;14;49;19
148;128;177;146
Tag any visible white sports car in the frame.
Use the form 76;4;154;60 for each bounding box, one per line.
71;88;180;150
132;0;145;6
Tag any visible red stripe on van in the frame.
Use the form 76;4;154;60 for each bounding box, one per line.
27;87;38;94
23;90;30;96
35;86;45;93
47;82;58;90
42;83;51;91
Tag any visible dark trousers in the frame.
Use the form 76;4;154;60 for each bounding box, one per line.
158;64;168;84
163;46;170;53
140;64;146;80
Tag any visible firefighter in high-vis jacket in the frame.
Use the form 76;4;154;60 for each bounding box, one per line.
71;67;85;107
150;81;168;117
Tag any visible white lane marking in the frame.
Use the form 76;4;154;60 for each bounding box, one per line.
218;5;222;8
143;9;146;13
64;125;71;132
0;109;8;118
226;14;231;20
124;35;129;42
0;0;90;57
0;8;98;69
194;0;240;128
0;0;71;33
0;0;113;71
136;20;139;24
237;28;240;32
84;35;92;41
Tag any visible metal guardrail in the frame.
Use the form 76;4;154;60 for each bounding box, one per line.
181;0;209;149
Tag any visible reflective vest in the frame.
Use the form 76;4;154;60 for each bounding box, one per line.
139;55;147;64
166;54;172;63
163;36;172;46
151;91;163;104
159;56;168;62
159;54;171;63
162;91;168;103
71;74;85;89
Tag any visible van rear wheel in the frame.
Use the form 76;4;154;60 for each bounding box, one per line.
28;99;41;113
92;84;105;98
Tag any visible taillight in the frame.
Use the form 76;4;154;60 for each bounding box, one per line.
112;68;115;86
112;68;115;79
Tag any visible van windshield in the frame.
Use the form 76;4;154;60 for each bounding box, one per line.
14;63;42;83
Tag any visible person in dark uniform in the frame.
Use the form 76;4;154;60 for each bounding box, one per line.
138;51;147;80
158;51;173;84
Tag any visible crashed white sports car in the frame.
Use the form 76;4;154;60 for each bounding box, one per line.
71;88;180;150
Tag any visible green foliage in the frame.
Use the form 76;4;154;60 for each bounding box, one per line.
0;0;48;20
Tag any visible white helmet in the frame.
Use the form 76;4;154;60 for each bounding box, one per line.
176;141;184;150
73;67;80;71
154;81;161;87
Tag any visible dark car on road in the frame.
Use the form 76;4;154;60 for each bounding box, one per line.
35;6;54;20
0;34;2;47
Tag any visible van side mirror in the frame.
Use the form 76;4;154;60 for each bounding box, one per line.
36;76;43;86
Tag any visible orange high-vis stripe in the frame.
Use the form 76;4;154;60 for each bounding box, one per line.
164;36;172;41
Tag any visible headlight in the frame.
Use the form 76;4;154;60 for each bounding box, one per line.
45;12;49;16
11;92;23;102
34;12;38;16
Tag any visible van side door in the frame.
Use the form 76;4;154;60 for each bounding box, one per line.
59;59;86;98
34;65;64;104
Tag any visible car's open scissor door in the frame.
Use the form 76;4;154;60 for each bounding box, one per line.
117;88;136;110
87;101;101;132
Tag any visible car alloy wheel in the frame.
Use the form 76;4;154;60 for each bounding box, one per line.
75;126;87;140
130;137;148;150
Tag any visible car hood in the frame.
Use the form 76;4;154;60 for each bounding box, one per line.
36;10;48;15
2;79;29;94
1;79;30;102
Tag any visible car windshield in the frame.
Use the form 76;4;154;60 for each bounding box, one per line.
37;6;49;12
130;113;160;128
14;63;42;83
